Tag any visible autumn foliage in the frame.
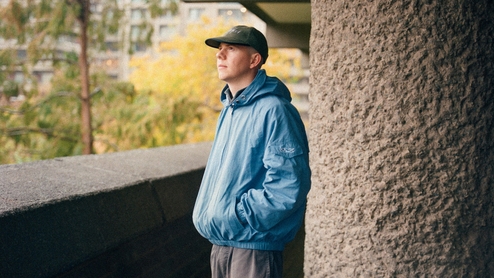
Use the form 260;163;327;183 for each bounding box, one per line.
0;17;303;164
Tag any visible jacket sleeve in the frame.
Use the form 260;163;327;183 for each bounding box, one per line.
235;105;311;232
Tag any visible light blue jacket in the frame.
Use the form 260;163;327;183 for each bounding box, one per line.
192;69;311;251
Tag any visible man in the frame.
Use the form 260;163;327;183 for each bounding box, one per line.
192;25;311;278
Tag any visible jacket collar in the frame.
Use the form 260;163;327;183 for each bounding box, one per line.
220;69;292;107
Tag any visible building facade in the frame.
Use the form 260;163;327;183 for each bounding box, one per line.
96;1;264;81
0;1;263;89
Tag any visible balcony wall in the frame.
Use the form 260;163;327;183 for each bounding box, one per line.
0;142;305;278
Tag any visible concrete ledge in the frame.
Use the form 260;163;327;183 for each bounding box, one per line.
0;142;212;277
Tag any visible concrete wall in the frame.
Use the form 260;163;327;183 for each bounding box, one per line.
306;0;494;277
1;142;306;277
0;143;212;277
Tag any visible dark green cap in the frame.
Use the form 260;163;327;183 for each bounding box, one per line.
205;25;269;64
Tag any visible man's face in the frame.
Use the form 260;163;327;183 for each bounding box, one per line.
216;43;257;83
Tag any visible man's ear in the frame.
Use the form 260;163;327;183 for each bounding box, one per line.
250;53;263;69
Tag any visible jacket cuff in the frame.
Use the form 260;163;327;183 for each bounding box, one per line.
236;201;248;225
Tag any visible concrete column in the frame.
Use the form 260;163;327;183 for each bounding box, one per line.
306;0;493;276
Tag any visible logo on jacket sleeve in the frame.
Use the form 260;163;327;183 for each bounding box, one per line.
279;147;295;154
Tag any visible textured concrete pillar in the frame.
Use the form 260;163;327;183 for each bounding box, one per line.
306;0;493;276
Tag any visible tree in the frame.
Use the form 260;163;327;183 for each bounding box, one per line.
0;0;178;154
129;17;305;143
0;14;304;164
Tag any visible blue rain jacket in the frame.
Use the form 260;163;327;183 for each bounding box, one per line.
192;69;311;251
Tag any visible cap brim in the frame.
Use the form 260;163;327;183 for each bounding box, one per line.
205;37;250;49
205;38;222;48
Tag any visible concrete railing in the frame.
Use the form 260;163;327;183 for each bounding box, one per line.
0;143;213;277
0;142;305;278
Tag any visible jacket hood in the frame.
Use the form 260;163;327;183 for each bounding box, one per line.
220;69;292;107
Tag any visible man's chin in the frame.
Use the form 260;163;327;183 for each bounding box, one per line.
218;74;228;82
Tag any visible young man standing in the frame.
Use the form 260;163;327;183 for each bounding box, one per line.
192;25;311;278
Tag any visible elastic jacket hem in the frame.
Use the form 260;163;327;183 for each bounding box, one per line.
209;239;285;251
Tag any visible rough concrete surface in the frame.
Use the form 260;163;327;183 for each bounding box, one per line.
306;0;493;277
0;142;212;277
0;142;211;215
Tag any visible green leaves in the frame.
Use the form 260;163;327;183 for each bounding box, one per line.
0;1;305;164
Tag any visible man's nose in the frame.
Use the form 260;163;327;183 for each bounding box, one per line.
216;49;225;59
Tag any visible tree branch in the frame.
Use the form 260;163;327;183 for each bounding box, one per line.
2;127;78;143
0;91;76;115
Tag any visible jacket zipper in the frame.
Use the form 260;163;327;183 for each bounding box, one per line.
208;106;234;229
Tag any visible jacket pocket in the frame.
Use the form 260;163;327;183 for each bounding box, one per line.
208;200;244;241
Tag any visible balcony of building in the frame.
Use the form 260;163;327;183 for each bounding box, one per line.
0;142;305;278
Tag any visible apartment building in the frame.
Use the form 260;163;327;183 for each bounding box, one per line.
107;1;265;80
0;1;310;117
0;0;264;89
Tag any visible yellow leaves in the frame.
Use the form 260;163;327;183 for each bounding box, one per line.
128;17;304;145
128;18;234;143
263;48;304;83
129;17;231;103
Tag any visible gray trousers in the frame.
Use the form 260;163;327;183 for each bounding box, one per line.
210;245;283;278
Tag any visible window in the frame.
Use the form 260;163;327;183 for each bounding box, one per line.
131;42;147;53
160;10;173;20
159;25;176;40
105;42;119;52
39;72;53;84
218;9;244;21
188;8;204;21
131;25;142;40
131;9;146;20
